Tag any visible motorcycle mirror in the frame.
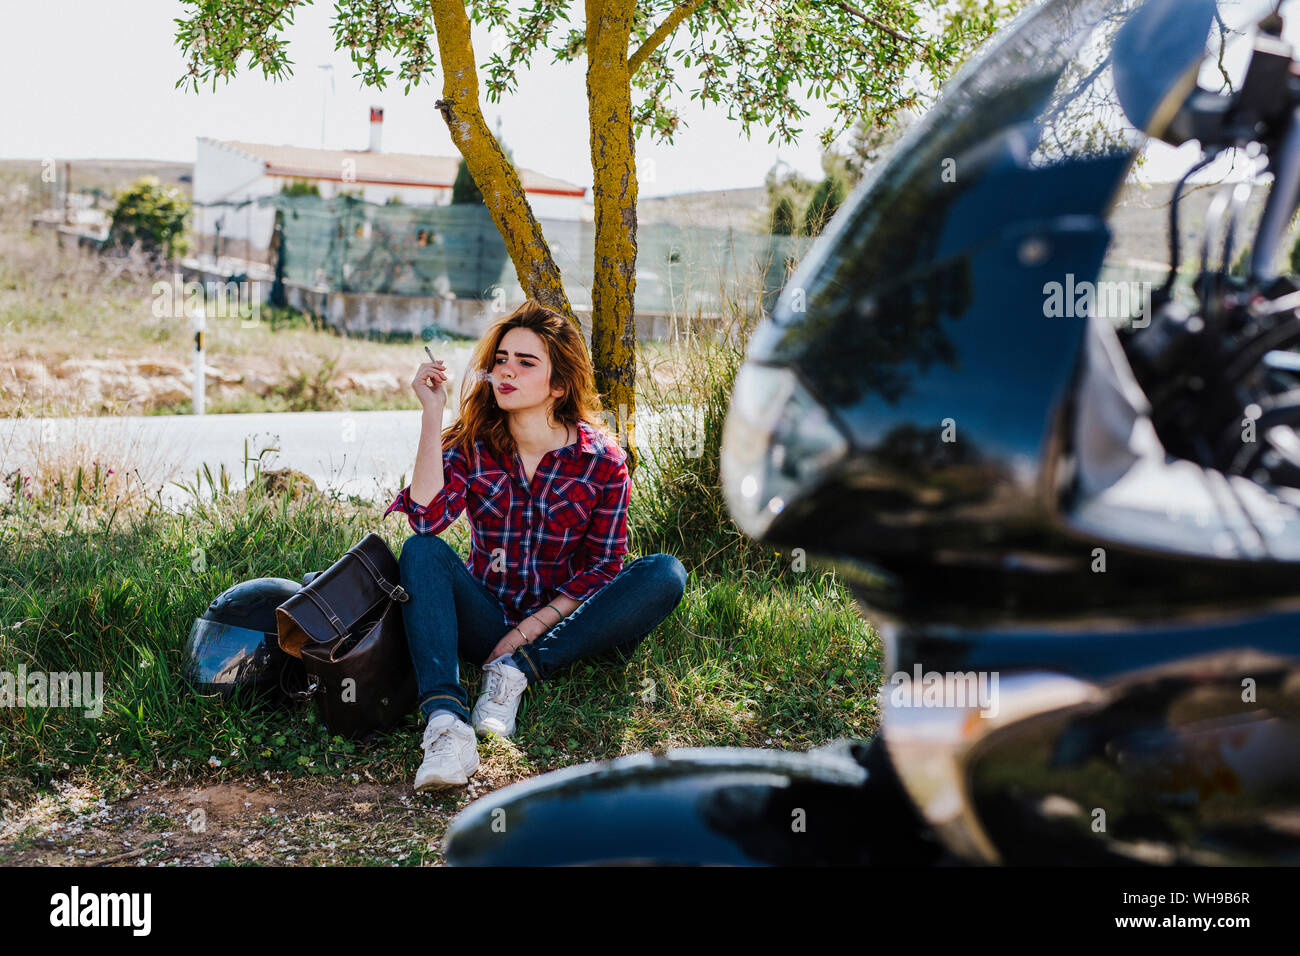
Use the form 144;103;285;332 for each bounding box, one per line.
1112;0;1217;144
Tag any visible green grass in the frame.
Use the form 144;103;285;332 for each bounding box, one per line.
0;475;879;799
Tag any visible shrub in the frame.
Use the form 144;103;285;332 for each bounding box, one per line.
803;173;848;237
281;179;321;197
763;160;815;236
451;158;483;206
108;177;190;260
770;194;797;236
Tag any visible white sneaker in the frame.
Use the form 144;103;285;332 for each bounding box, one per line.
471;657;529;738
414;712;479;792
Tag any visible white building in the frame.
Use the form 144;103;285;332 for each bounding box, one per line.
193;107;589;262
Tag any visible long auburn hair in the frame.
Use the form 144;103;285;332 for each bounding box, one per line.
441;299;614;462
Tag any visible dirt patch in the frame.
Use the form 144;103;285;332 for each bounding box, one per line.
0;744;528;866
0;351;411;417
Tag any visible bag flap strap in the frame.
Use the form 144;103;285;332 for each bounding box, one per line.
301;587;348;640
350;541;410;603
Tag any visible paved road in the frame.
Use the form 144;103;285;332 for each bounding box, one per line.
1;408;433;510
1;405;700;510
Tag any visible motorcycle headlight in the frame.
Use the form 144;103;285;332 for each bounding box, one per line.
721;363;849;540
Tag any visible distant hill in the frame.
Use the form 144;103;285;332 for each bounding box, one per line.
636;178;1284;271
637;186;770;232
0;159;193;197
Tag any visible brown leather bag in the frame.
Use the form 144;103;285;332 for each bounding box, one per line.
275;533;416;739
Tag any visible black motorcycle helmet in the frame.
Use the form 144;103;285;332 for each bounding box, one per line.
182;577;307;705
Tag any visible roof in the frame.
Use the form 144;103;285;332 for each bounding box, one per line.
201;138;585;197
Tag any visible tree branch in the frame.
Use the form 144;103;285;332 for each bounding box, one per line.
1212;8;1235;94
629;0;704;74
833;0;923;49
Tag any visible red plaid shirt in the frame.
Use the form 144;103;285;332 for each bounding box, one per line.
384;419;630;627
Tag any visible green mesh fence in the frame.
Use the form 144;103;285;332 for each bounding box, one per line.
268;194;810;314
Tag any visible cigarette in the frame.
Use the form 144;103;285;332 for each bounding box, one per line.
423;345;444;389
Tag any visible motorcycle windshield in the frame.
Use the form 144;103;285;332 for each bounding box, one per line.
757;0;1213;361
740;0;1223;561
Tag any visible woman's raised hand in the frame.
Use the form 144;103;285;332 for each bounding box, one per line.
412;359;449;411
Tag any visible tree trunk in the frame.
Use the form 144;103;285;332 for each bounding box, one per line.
429;0;575;320
585;0;640;474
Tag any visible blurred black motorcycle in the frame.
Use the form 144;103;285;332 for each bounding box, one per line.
444;0;1300;866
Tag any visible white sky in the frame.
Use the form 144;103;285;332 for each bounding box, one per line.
0;0;847;198
5;1;1297;198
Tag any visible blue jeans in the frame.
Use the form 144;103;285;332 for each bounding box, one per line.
397;534;688;724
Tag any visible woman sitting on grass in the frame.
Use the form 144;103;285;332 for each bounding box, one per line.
385;298;687;793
